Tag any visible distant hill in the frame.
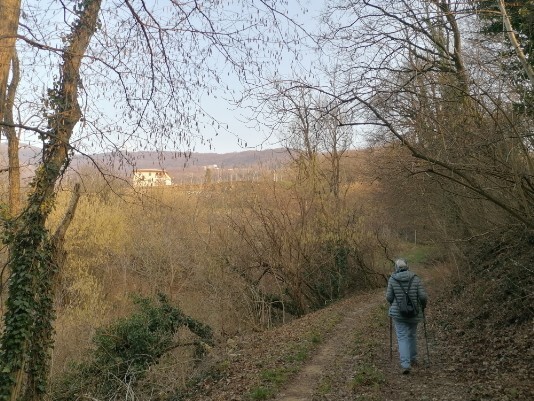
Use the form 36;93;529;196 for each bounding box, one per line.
118;148;289;171
70;148;291;183
0;144;291;185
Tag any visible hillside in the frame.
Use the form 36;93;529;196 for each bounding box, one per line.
124;149;289;171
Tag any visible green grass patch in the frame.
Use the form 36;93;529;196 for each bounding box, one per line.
249;386;273;400
284;346;308;363
310;331;322;344
249;367;296;400
400;244;440;265
317;376;332;395
260;368;291;386
248;313;343;400
350;364;385;389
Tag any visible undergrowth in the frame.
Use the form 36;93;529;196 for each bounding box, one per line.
456;227;534;326
51;294;212;401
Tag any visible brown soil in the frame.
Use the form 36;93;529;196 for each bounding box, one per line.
181;267;533;401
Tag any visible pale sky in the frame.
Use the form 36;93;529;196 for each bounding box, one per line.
15;1;323;156
186;0;322;154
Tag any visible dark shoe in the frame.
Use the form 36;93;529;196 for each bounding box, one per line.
402;368;411;374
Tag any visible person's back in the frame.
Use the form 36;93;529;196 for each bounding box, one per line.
387;266;427;321
385;258;428;373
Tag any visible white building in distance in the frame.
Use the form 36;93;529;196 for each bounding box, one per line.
133;169;172;187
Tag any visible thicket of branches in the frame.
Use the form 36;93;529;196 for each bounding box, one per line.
248;0;533;324
1;0;533;399
278;0;534;319
0;1;307;399
44;164;390;399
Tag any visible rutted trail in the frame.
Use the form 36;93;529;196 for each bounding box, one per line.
184;267;532;401
272;269;475;401
274;291;383;401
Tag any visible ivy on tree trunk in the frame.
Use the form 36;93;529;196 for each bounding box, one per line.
0;1;102;400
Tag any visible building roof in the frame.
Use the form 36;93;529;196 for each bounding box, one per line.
134;168;169;173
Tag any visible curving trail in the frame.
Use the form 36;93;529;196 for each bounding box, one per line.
185;266;533;401
274;269;474;401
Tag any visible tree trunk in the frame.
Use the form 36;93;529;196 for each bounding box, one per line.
4;50;21;216
0;1;102;400
0;0;21;123
498;0;534;87
23;184;81;401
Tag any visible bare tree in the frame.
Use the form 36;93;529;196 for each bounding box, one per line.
293;0;534;231
0;0;22;216
3;51;21;216
497;0;534;86
0;0;304;399
259;82;354;199
0;3;103;398
0;0;21;124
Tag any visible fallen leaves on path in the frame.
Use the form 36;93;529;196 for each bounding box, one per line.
178;268;533;401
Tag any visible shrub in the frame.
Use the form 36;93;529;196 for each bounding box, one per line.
52;293;212;400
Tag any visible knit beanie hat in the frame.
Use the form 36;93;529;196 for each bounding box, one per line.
394;258;408;272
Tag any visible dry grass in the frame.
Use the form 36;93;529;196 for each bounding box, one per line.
1;167;400;391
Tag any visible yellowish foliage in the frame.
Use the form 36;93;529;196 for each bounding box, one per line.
44;157;401;384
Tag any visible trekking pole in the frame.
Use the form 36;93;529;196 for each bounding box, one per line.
389;316;393;361
422;309;430;365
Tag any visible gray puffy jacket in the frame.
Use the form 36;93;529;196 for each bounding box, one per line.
386;270;428;322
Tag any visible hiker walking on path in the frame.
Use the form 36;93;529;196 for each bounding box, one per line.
386;258;428;374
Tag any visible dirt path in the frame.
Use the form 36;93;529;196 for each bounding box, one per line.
184;267;532;401
269;268;532;401
274;270;474;401
274;293;382;401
